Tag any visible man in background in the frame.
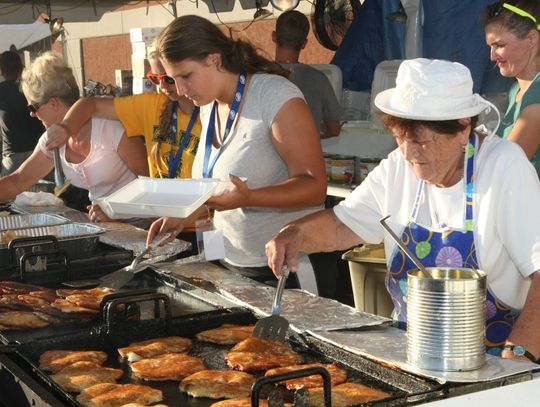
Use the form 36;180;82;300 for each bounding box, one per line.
273;10;342;139
0;50;44;176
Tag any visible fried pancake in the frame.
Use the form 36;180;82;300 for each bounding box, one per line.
211;399;269;407
56;287;113;298
0;281;48;294
130;353;205;381
28;290;58;301
265;363;347;389
226;337;303;371
39;350;108;373
119;404;168;407
50;298;99;314
180;370;255;399
0;294;31;310
307;382;390;407
33;311;63;324
77;383;163;407
195;324;255;345
0;311;49;329
118;336;192;362
51;361;124;393
14;294;51;309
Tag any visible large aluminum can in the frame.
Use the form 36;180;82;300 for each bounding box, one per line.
407;267;486;371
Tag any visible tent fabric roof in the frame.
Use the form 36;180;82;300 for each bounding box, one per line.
0;21;51;52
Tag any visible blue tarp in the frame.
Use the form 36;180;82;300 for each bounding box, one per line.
332;0;405;91
332;0;513;94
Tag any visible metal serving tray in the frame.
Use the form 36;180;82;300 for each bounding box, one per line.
0;223;105;249
0;223;106;269
0;213;69;231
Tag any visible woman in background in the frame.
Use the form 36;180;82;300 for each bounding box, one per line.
484;0;540;177
0;51;148;210
45;50;201;223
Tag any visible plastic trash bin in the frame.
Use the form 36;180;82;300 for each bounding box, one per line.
342;244;393;317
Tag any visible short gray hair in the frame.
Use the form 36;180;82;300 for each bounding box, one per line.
21;51;79;105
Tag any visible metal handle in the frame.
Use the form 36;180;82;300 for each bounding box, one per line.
52;148;66;188
271;266;289;316
252;366;332;407
379;215;431;279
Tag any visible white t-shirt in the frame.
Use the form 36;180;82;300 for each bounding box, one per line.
192;73;322;267
334;133;540;310
39;117;137;202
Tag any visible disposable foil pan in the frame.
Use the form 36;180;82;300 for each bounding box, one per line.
0;213;69;231
0;223;106;265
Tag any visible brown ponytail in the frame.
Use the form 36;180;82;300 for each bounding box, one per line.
156;15;288;78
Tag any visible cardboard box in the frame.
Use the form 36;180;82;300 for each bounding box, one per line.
131;41;147;58
132;77;156;94
129;27;163;44
131;56;150;78
115;69;133;96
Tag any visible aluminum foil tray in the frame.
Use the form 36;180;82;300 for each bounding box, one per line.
0;223;105;246
0;223;107;265
0;213;69;231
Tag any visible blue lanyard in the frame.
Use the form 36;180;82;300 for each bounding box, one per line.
168;105;200;178
202;72;247;178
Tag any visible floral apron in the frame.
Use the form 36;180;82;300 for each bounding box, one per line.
386;134;518;355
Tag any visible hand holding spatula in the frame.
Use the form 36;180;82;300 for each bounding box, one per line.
253;266;290;341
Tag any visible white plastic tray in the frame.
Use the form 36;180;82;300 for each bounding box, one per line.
97;177;220;219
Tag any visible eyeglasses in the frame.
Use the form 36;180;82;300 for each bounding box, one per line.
488;2;540;30
27;100;46;114
146;71;175;85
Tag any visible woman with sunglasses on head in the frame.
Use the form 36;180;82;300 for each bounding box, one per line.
45;50;201;224
146;15;327;290
483;0;540;177
0;51;148;211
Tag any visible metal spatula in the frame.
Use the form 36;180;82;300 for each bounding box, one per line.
253;266;290;341
97;232;172;289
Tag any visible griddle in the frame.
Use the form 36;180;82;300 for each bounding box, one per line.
0;305;413;407
0;267;226;346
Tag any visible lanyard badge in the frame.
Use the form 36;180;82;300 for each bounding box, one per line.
202;72;247;179
167;106;200;178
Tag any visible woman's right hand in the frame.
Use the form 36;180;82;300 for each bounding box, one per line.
147;217;186;245
45;122;71;150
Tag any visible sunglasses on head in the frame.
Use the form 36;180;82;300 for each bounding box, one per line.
146;71;175;85
488;2;540;29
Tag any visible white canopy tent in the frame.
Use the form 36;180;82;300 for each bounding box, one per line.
0;20;52;53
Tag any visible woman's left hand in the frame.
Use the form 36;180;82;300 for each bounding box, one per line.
206;175;250;211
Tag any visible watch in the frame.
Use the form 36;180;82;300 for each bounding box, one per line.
503;344;537;362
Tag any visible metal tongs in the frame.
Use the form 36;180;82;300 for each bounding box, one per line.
252;266;290;341
380;215;431;279
62;233;172;289
52;148;71;196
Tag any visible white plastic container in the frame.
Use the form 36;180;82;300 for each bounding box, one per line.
97;177;220;219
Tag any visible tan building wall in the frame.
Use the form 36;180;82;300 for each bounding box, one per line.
80;17;335;87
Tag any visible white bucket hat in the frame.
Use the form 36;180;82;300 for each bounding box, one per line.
374;58;491;121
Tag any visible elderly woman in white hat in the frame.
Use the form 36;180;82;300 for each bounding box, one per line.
266;58;540;362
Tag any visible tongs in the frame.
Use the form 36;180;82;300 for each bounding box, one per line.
52;148;71;196
62;233;172;289
252;266;290;341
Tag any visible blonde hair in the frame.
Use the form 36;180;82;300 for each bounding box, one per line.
21;51;79;105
